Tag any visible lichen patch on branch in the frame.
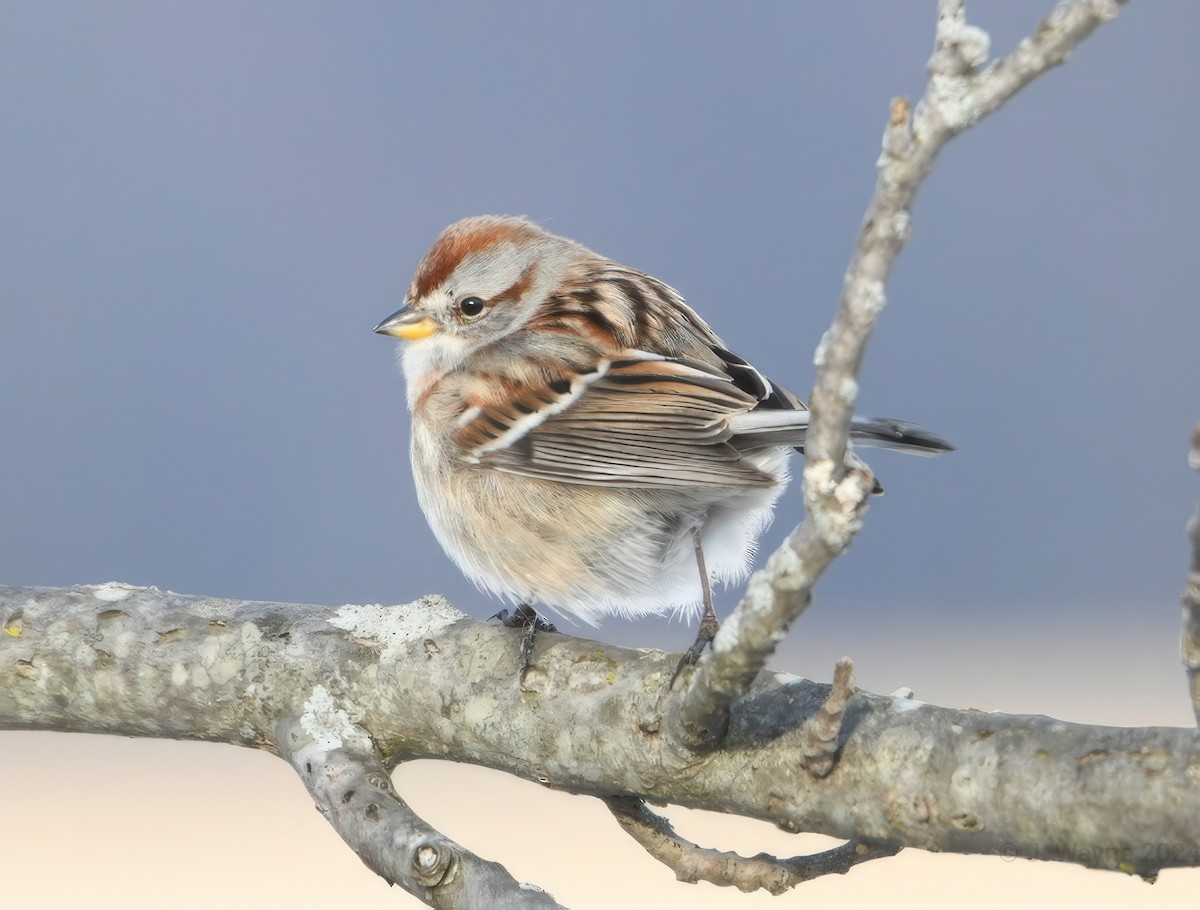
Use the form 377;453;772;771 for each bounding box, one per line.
329;595;464;660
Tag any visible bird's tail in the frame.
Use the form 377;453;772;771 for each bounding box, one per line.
730;411;955;455
847;416;955;455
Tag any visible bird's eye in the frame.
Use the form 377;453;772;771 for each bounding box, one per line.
457;296;486;318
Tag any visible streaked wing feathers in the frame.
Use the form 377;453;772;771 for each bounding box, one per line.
459;356;776;488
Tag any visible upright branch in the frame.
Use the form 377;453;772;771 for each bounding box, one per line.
669;0;1130;752
1182;421;1200;727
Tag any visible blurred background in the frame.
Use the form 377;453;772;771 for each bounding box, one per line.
2;1;1198;907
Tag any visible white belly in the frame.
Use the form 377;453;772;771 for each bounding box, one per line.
410;424;792;625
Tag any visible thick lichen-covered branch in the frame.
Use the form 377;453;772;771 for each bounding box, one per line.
3;583;1199;886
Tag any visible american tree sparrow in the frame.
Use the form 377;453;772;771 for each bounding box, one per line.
375;216;951;660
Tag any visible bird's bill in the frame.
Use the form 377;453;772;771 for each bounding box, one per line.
373;305;437;340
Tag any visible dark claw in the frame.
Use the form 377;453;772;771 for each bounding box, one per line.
492;604;556;633
490;604;556;671
670;609;719;687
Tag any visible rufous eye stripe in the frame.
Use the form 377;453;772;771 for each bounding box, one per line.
491;262;538;306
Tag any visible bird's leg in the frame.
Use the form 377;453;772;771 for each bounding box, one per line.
671;529;718;685
491;603;557;671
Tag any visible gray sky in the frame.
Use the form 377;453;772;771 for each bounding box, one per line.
2;1;1197;662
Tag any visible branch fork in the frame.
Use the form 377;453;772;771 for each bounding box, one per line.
668;0;1131;763
279;716;566;908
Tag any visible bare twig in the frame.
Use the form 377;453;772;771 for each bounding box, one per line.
278;721;565;909
669;0;1130;753
798;657;855;778
1182;421;1200;728
603;797;897;894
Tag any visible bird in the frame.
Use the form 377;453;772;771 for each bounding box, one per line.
375;215;951;666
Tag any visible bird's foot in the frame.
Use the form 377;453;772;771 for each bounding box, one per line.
670;609;720;688
491;604;557;670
